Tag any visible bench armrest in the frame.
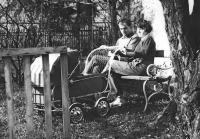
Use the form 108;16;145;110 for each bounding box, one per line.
146;64;173;78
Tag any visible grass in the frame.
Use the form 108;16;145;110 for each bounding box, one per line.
0;80;182;139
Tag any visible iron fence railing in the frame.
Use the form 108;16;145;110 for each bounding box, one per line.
0;23;112;55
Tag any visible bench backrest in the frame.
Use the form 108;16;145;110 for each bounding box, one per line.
155;50;165;57
154;50;171;66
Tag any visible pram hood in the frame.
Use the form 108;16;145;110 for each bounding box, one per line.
31;50;79;87
31;54;59;87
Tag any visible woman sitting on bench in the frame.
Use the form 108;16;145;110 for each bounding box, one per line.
107;19;156;106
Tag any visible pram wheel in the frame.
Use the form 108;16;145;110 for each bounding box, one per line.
95;97;110;117
69;103;84;124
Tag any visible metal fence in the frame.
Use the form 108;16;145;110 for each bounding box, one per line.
0;23;112;56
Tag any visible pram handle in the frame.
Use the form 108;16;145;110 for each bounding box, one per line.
68;61;80;80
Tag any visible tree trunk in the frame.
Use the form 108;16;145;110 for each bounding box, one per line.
160;0;200;138
109;0;118;45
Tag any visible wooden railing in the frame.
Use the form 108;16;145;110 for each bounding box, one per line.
0;46;70;139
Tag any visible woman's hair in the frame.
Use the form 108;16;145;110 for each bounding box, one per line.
118;17;132;27
137;20;152;33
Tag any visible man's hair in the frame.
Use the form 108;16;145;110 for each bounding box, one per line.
137;19;152;33
118;18;132;27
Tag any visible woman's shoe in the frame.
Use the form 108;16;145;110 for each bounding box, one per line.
110;96;126;107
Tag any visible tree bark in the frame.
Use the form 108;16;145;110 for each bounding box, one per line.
159;0;200;138
109;0;118;45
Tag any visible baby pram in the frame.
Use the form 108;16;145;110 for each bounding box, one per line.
31;49;111;123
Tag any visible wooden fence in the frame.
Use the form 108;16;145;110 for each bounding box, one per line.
0;46;71;139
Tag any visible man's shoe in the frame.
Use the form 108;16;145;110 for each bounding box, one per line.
110;96;126;107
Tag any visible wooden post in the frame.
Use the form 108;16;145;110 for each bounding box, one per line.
3;56;15;139
24;56;34;139
42;54;53;139
60;53;70;139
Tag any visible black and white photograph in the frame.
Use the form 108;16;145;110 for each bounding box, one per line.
0;0;199;138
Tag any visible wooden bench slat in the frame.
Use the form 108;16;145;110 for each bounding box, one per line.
121;75;150;80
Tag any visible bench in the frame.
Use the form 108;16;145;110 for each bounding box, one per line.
82;48;173;112
121;50;173;112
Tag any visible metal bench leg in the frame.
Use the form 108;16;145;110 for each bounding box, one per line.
143;80;148;112
167;76;172;96
144;77;172;112
147;90;168;103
